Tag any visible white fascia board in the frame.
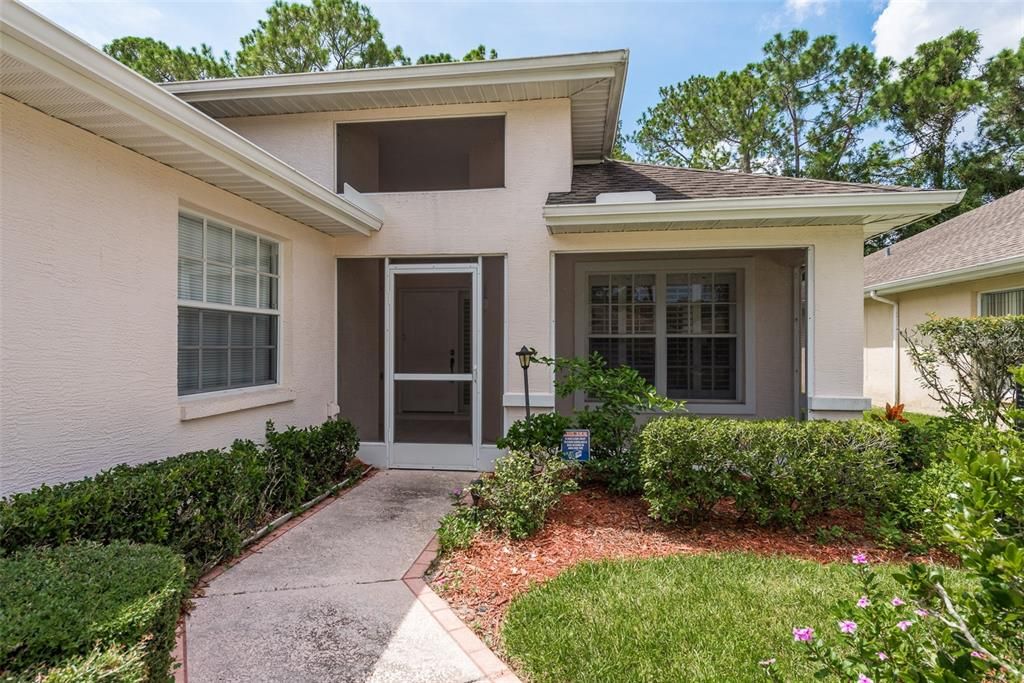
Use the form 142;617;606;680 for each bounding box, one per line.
600;51;628;159
0;1;382;235
864;254;1024;296
163;51;628;102
542;189;965;230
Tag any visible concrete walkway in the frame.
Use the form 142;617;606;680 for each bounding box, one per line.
186;470;481;683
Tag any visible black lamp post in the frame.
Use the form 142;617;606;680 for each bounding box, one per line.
516;345;536;419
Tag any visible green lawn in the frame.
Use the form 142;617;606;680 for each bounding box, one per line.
502;553;902;683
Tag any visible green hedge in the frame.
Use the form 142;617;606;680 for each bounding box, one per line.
0;542;187;682
638;418;901;528
0;418;359;573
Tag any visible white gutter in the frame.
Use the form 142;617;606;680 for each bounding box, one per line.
864;254;1024;296
867;290;900;405
543;189;965;230
1;0;383;235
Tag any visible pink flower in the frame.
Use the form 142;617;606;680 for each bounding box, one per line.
838;620;858;634
971;651;986;659
793;627;814;642
891;597;905;606
914;608;929;617
856;596;870;608
896;620;913;631
877;652;889;661
852;553;869;565
858;675;874;683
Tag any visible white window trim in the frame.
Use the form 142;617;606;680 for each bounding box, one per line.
978;286;1024;317
573;257;757;415
177;210;285;401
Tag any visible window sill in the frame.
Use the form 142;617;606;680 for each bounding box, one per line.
179;386;296;421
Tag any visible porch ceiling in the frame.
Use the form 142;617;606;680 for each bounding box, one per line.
0;1;382;236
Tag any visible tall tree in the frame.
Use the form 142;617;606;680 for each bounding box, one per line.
417;45;498;65
876;29;985;191
632;67;781;173
103;37;234;82
610;120;633;161
235;0;406;76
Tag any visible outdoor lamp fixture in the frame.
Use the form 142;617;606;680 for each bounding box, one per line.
516;345;536;419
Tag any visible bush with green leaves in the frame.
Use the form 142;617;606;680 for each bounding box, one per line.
471;451;578;540
436;505;481;554
898;458;963;547
903;315;1024;428
0;417;359;573
0;541;188;682
495;412;571;455
639;418;901;528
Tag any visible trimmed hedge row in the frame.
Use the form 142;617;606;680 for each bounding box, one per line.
0;541;187;681
639;418;901;528
0;418;359;573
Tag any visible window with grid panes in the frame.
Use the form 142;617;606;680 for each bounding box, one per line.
177;213;280;396
585;269;741;402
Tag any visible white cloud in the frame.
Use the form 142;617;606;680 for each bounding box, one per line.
873;0;1024;62
785;0;830;20
23;1;166;47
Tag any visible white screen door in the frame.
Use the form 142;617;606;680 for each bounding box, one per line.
385;262;480;469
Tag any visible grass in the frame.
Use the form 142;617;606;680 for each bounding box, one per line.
502;552;906;683
863;407;938;427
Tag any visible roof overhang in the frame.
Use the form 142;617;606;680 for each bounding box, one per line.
163;50;629;163
864;254;1024;296
0;0;382;236
543;189;965;235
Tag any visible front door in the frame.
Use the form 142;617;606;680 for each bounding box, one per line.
386;263;479;469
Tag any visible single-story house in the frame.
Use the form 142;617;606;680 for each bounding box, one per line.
0;1;964;495
864;189;1024;414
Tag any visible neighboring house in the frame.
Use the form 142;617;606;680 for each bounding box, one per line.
0;1;963;495
864;189;1024;414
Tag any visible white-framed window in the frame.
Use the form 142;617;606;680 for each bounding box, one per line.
575;259;751;407
980;287;1024;316
177;212;280;396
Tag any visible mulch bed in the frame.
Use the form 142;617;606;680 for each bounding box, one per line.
429;486;955;641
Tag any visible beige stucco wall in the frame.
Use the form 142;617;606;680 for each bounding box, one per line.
225;99;868;426
0;96;339;496
864;271;1024;415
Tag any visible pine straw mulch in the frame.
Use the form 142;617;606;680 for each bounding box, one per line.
429;486;956;642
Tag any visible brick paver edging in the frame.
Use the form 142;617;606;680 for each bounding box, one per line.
403;538;523;683
171;467;376;682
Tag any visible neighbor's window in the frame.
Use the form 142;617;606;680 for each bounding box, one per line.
177;213;279;396
584;269;743;402
336;116;504;193
980;288;1024;316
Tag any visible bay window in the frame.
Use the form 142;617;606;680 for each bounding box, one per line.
577;262;747;405
177;212;279;396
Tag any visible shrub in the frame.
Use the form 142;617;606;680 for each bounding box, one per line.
639;418;901;528
472;452;578;540
0;541;187;682
0;418;359;573
903;315;1024;428
436;506;481;554
495;412;571;455
899;458;963;547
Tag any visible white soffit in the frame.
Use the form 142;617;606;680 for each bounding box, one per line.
163;50;629;163
543;190;966;235
0;0;382;236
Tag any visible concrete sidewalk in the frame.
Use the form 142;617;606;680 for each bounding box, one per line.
186;470;482;683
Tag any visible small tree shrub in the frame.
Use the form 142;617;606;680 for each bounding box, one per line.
639;418;901;528
898;459;963;547
495;412;571;455
0;418;359;573
903;315;1024;428
0;541;188;682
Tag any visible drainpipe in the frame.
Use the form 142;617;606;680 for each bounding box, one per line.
868;290;900;405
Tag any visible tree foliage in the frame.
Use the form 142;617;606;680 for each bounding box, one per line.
416;44;498;65
103;37;233;82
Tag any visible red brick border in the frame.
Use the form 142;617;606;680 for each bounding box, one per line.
172;468;375;682
403;537;523;683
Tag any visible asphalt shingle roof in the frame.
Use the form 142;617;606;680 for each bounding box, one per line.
864;189;1024;289
545;160;916;205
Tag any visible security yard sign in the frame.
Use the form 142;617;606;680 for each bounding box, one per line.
561;429;590;462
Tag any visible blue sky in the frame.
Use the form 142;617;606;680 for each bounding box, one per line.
25;0;1024;141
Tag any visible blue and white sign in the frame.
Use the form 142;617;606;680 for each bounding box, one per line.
561;429;591;462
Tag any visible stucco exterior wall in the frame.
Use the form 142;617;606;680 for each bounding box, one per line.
0;96;338;496
863;271;1024;415
224;100;868;426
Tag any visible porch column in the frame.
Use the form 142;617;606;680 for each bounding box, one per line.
807;231;873;420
